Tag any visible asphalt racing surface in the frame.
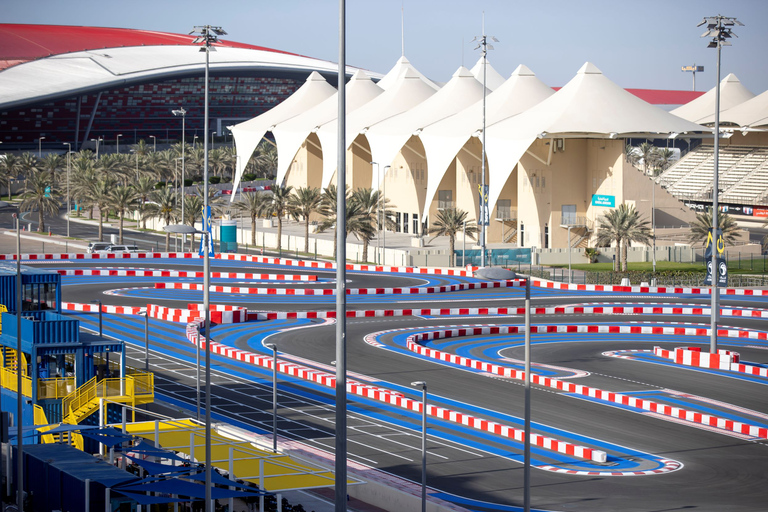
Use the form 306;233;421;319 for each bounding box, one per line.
22;253;768;512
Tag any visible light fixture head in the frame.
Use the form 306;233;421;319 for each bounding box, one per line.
411;381;426;388
608;132;618;139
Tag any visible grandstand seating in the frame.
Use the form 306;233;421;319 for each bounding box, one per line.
659;145;768;205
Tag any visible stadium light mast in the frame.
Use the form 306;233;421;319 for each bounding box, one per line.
472;20;497;268
190;23;226;512
698;15;742;354
172;107;187;239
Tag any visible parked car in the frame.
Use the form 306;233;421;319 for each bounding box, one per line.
87;242;111;254
95;245;140;254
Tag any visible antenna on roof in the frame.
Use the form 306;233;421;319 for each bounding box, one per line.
461;37;464;67
401;3;405;56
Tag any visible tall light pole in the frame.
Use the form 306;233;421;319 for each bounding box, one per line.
63;143;72;238
149;135;157;152
371;162;381;263
335;2;348;510
13;213;24;512
523;278;531;512
699;15;742;354
172;107;187;239
38;136;45;158
652;177;656;274
473;21;497;268
116;133;122;154
191;24;226;512
383;165;390;265
265;343;278;453
410;381;428;512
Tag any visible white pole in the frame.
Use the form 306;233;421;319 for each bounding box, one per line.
567;225;572;284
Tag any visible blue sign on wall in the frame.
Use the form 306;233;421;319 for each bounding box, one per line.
591;194;615;207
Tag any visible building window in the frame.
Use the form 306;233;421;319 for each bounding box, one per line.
520;223;524;247
544;224;549;248
413;214;419;235
438;190;453;210
403;213;409;233
562;204;577;225
395;212;401;232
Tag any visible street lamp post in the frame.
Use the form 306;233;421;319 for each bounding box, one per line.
63;143;72;238
13;213;24;512
265;343;278;453
567;225;572;284
38;136;45;158
370;162;381;264
382;165;390;265
410;381;428;512
90;300;103;337
699;15;742;354
473;25;497;268
172;107;187;243
182;24;224;511
116;134;122;154
523;278;531;512
149;135;157;152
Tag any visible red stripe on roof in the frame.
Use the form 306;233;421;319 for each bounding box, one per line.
0;24;299;69
551;86;704;106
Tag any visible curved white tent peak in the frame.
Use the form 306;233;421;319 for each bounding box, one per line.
366;65;486;186
707;88;768;129
470;56;506;91
483;61;708;212
317;60;439;189
420;64;554;219
230;71;336;198
272;69;384;185
375;55;440;92
671;73;755;124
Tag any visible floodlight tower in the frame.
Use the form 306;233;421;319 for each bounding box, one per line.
473;24;497;267
698;15;742;354
190;23;226;512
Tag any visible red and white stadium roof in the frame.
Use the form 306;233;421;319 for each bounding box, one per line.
0;24;376;110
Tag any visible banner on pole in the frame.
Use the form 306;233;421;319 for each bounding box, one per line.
199;205;215;257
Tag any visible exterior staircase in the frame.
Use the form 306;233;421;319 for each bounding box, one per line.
61;373;154;425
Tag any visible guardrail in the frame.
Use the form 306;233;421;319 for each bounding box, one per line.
0;366;32;397
62;373;154;424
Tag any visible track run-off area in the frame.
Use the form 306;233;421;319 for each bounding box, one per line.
15;250;768;512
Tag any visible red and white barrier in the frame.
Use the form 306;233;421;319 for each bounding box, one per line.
654;346;768;378
57;268;317;281
182;319;606;462
531;277;768;296
401;326;768;440
60;302;144;315
155;280;520;296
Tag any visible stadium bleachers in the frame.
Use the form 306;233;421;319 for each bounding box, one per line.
659;145;768;205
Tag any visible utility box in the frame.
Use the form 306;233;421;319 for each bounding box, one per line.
220;219;238;253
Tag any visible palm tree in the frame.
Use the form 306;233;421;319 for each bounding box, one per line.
289;187;322;253
317;184;351;255
351;187;397;262
428;209;478;267
263;184;293;252
688;210;740;247
134;176;156;229
70;156;97;219
234;192;269;245
18;152;40;178
93;176;117;241
111;184;137;243
255;142;278;178
656;148;675;173
625;144;640;167
182;194;204;251
595;203;651;271
0;153;21;200
146;187;177;251
40;154;65;189
345;201;377;262
20;170;59;233
637;142;659;176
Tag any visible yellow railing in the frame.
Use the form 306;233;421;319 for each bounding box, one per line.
37;376;77;400
0;303;6;333
62;373;154;424
33;405;55;444
0;366;32;397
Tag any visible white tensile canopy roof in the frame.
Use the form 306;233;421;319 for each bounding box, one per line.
420;64;554;217
670;73;755;124
484;62;708;212
316;57;439;189
366;65;486;187
470;56;506;91
699;88;768;128
375;55;440;92
230;71;336;197
271;69;383;185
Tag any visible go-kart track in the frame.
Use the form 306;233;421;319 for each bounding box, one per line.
18;251;768;512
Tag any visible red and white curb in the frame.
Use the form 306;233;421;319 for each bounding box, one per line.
402;324;768;440
531;277;768;296
181;319;607;463
537;459;682;476
57;268;317;281
60;302;247;325
654;346;768;377
154;280;520;296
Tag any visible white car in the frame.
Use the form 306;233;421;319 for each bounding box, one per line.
95;245;140;254
87;242;111;253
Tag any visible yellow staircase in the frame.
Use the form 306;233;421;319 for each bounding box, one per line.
61;372;154;425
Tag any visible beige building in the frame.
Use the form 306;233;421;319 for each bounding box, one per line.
232;59;768;250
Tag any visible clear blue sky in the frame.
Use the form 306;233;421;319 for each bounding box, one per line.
6;0;768;93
